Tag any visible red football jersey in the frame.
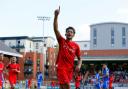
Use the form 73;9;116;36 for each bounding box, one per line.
75;75;81;88
7;63;20;84
0;62;4;87
0;63;4;73
56;36;80;69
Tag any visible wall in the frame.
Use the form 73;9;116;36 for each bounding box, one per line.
90;23;128;50
81;49;128;56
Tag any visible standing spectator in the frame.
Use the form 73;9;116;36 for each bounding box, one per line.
36;70;43;89
75;71;81;89
51;81;55;89
83;69;90;85
0;53;4;89
109;73;114;89
102;64;109;89
25;75;32;89
6;56;20;89
95;69;101;89
53;6;82;89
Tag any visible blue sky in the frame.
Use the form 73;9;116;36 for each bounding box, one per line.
0;0;128;41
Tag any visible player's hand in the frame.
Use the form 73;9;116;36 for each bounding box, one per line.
12;69;19;73
12;69;17;71
54;6;60;17
5;72;8;76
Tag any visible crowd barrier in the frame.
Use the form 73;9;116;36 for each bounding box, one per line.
3;80;128;89
80;83;128;89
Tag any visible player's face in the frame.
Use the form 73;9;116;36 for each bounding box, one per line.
65;29;75;40
102;64;106;68
11;57;17;63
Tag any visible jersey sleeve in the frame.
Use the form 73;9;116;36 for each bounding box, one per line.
57;35;65;45
76;44;81;57
106;68;109;75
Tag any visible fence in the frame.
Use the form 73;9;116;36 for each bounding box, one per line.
2;80;128;89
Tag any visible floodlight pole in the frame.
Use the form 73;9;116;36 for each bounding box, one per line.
37;16;50;81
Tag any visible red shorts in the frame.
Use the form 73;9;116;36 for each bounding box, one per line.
0;80;2;87
28;79;31;88
109;83;113;88
75;81;80;88
57;68;73;84
9;76;17;85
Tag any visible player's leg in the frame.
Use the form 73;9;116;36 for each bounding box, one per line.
0;80;2;89
59;84;64;89
63;83;70;89
60;83;70;89
37;82;41;89
9;80;14;89
103;81;109;89
10;84;15;89
57;68;68;89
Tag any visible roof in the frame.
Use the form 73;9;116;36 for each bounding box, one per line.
0;41;22;57
31;36;55;40
0;36;32;40
75;40;90;42
0;36;55;41
90;22;128;27
75;55;128;61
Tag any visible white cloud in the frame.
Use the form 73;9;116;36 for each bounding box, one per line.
74;24;90;41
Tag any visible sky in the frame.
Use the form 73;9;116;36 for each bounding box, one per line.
0;0;128;41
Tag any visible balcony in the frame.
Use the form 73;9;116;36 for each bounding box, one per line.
11;45;25;49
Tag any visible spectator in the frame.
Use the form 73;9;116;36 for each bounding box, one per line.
109;73;114;89
102;64;109;89
95;69;101;89
36;70;43;89
75;72;81;89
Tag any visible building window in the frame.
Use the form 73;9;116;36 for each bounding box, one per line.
111;28;115;46
93;28;97;47
122;27;126;37
111;38;114;45
93;28;97;38
36;43;38;49
84;44;87;47
122;27;126;47
111;28;114;37
37;59;40;66
30;43;31;48
16;40;20;45
122;38;126;47
93;39;97;46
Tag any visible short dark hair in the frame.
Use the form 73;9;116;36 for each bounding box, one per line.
102;63;107;66
66;26;75;34
0;53;3;56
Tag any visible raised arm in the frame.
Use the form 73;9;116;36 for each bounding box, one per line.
53;6;61;39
